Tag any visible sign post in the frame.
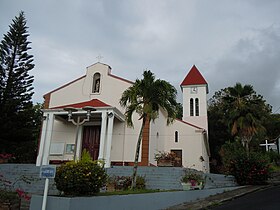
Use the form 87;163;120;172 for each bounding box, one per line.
40;165;56;210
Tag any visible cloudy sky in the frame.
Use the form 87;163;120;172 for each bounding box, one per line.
0;0;279;113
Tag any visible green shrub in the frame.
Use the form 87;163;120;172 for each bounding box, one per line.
0;190;19;202
135;176;146;189
220;141;271;185
108;175;146;190
55;152;107;196
267;150;280;165
228;153;270;185
219;141;246;171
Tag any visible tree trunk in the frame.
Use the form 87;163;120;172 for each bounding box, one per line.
131;118;145;189
242;136;252;157
141;116;150;166
245;141;249;157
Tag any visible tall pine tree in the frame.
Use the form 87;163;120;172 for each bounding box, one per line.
0;11;35;158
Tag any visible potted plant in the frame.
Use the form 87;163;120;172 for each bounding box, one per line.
154;151;176;167
181;170;204;190
0;190;20;210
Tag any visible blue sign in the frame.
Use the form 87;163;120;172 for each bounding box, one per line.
40;165;56;178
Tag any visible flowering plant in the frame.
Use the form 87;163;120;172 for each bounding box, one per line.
181;171;204;186
107;175;146;191
0;154;13;159
0;153;14;163
154;151;177;162
0;174;31;202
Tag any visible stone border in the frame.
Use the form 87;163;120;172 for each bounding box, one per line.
30;187;240;210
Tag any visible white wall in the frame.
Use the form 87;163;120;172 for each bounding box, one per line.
48;118;76;161
47;63;143;163
182;85;208;131
43;63;209;171
48;63;132;112
149;109;209;172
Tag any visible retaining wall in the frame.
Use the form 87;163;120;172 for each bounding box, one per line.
0;164;237;195
30;187;241;210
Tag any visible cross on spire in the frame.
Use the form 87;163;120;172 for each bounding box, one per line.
96;54;103;62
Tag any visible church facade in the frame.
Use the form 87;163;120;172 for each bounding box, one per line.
36;62;210;172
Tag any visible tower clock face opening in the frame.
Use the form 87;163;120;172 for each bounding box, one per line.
191;87;197;94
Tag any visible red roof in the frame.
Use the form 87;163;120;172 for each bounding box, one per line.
51;99;110;109
180;65;207;86
176;118;203;130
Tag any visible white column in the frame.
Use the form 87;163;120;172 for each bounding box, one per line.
36;113;49;166
98;111;107;160
75;124;83;161
105;113;114;168
42;113;55;165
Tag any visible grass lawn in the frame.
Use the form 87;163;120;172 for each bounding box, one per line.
97;189;163;196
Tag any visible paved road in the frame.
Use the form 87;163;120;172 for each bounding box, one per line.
211;185;280;210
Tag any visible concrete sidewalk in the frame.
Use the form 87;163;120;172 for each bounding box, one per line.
166;185;271;210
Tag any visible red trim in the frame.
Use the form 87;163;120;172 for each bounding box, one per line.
43;75;86;99
111;161;155;166
180;65;207;86
108;72;134;84
175;118;204;130
50;99;111;109
42;64;133;103
50;160;70;165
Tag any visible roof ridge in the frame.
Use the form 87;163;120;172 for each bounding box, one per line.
50;98;111;109
180;65;208;86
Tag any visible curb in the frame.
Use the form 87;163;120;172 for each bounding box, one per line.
167;185;272;210
216;185;269;204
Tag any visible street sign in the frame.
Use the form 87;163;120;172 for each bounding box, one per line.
40;165;56;178
40;165;56;210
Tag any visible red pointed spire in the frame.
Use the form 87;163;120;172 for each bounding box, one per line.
180;65;207;86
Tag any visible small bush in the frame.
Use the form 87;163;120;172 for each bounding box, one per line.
108;175;146;191
267;150;280;165
227;153;270;185
220;141;271;185
0;190;19;202
55;152;107;196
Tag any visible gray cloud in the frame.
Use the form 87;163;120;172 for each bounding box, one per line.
211;25;280;110
0;0;279;112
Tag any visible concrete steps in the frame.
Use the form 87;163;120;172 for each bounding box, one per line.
107;166;184;190
204;173;237;189
268;171;280;184
106;166;238;190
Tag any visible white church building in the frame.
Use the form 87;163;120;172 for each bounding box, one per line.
36;62;210;172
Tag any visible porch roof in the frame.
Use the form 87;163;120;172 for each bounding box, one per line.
50;99;110;109
44;99;125;122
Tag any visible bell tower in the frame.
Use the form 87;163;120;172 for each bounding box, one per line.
180;65;208;131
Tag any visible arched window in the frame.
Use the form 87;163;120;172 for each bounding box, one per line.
195;98;199;116
175;131;179;143
92;73;101;93
190;98;194;116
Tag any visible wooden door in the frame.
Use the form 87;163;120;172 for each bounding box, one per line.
82;126;101;160
171;149;182;167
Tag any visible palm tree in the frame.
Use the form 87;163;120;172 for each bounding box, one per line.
224;83;265;155
120;70;177;189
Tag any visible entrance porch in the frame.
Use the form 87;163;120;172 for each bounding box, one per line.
36;107;125;168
